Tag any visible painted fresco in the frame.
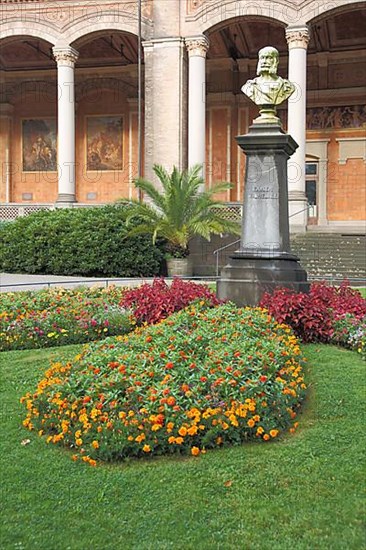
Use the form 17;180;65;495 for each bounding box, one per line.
22;119;57;172
86;116;123;171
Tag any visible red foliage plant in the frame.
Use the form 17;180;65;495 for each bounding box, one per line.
259;281;366;343
121;278;220;325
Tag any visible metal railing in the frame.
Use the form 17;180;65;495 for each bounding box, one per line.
213;239;240;277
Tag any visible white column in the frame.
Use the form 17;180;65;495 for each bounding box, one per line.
186;36;209;180
286;25;310;233
52;46;79;205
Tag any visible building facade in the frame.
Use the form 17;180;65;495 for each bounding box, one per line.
1;0;365;233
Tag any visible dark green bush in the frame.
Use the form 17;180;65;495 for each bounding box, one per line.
0;206;163;277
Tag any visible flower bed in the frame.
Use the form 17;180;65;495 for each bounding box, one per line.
21;303;306;464
0;279;219;351
260;281;366;358
0;286;132;351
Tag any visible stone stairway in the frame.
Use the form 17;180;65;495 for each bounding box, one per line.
290;233;366;283
190;232;366;283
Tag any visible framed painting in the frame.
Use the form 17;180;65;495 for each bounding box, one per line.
86;116;123;171
22;119;57;172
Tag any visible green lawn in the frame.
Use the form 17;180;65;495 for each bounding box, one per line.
1;343;365;550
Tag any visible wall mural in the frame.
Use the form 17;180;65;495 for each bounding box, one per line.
86;116;123;171
306;105;366;129
22;119;57;172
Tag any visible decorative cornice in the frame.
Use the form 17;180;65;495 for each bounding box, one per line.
185;35;209;57
285;26;310;49
52;47;79;68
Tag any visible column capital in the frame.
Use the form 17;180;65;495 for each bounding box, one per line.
185;35;209;57
52;46;79;67
285;25;310;49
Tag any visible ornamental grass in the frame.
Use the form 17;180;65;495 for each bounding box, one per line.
21;303;306;464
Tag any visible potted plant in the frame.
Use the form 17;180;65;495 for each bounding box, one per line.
119;164;241;277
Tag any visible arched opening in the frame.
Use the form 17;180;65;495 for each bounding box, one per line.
306;4;366;227
71;30;141;203
204;17;287;203
0;36;57;204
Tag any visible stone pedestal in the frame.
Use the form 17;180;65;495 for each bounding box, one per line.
217;122;308;306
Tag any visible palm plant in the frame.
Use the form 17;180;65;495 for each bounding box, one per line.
119;164;241;258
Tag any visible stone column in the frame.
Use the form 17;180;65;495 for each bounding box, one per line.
0;103;14;203
142;38;187;185
186;36;209;179
286;25;310;232
52;46;79;205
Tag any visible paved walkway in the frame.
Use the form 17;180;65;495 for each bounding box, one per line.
0;273;216;292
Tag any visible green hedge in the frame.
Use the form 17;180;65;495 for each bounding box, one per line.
0;206;163;277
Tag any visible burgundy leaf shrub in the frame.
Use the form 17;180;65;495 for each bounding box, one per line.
121;278;220;324
259;281;366;343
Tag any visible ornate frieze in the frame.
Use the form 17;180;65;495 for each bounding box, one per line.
186;0;204;15
307;105;366;129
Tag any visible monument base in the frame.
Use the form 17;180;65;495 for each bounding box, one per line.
217;255;309;307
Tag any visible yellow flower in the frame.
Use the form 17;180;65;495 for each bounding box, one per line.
168;436;176;444
178;426;187;437
270;429;279;438
247;418;255;428
175;437;184;445
135;433;146;443
92;440;99;449
256;426;264;435
143;444;151;453
75;438;83;446
151;423;162;431
191;446;200;456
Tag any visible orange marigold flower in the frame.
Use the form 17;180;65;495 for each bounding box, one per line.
167;396;176;406
247;418;255;428
263;434;270;441
256;427;264;435
71;454;78;461
178;426;187;437
168;436;176;444
143;444;151;453
270;429;279;438
92;440;99;449
191;446;200;456
175;437;184;445
75;438;83;446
